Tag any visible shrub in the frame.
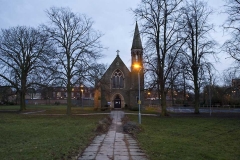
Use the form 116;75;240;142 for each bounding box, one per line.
54;101;60;105
129;106;139;111
100;105;109;111
7;102;15;105
123;121;138;132
95;116;112;133
93;107;98;111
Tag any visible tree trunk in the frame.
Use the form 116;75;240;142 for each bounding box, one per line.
183;71;186;104
66;51;72;115
19;77;26;111
160;79;168;116
162;7;168;116
66;83;72;115
171;83;174;106
161;91;167;116
19;91;26;111
194;88;200;114
193;68;200;114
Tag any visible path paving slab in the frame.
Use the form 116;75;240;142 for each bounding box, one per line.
78;111;148;160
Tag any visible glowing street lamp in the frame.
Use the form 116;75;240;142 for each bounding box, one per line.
148;91;151;106
134;63;142;124
148;92;151;97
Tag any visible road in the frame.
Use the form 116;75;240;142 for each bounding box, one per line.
166;106;240;113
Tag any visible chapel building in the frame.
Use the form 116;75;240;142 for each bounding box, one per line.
94;22;144;109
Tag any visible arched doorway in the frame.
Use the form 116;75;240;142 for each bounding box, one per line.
114;95;121;108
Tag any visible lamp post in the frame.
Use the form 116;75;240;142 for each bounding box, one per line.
80;85;84;107
134;63;142;124
209;79;212;116
148;91;151;106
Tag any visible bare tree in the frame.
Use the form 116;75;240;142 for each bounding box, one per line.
222;0;240;61
181;0;217;113
133;0;186;116
82;63;107;87
223;67;240;86
0;26;54;111
44;7;103;115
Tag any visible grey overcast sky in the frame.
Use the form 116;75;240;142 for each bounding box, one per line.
0;0;233;74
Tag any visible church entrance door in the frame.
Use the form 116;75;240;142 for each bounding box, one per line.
114;95;121;108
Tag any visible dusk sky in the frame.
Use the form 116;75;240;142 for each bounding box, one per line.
0;0;233;76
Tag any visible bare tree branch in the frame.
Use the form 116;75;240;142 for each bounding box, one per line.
222;0;240;62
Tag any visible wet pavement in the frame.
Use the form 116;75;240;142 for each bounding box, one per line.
78;110;148;160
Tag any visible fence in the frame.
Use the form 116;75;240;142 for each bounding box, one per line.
201;104;240;108
25;99;94;106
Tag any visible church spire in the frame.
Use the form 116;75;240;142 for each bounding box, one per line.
131;21;143;50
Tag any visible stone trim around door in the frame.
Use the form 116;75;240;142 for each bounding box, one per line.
111;93;125;109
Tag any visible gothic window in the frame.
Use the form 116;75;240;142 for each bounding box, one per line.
112;69;124;89
135;54;138;62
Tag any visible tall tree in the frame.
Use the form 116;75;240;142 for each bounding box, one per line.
133;0;186;116
181;0;216;113
222;0;240;61
45;7;103;115
0;26;54;111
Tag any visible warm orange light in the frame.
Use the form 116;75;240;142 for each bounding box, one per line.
133;63;141;69
148;92;151;95
80;84;84;92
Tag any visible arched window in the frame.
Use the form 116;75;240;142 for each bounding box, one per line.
112;69;124;89
135;54;138;62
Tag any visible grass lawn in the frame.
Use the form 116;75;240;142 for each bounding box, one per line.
129;115;240;160
124;106;160;115
0;113;107;160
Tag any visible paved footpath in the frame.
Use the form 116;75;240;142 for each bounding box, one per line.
78;110;148;160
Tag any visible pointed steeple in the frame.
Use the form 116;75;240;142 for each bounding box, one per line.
131;21;143;50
